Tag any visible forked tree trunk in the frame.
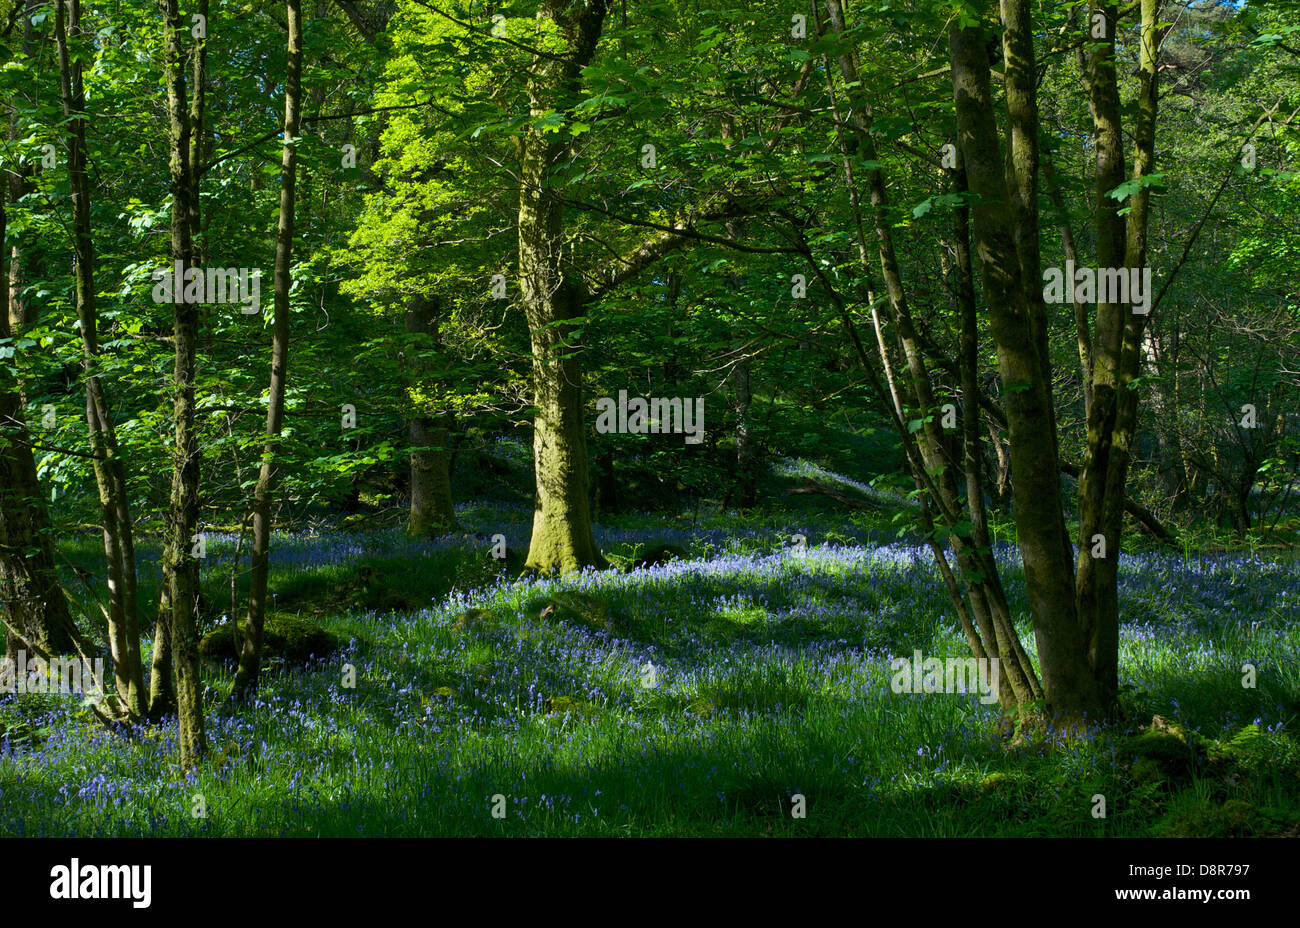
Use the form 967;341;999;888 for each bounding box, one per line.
1096;0;1160;705
949;12;1103;722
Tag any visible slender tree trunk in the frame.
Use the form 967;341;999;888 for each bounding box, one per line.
147;581;174;718
594;448;618;517
732;355;758;510
6;0;42;334
155;0;205;712
405;296;456;535
823;0;1040;709
160;0;205;766
1043;156;1093;415
0;199;75;659
1073;1;1128;715
188;0;207;265
231;0;302;702
56;0;145;717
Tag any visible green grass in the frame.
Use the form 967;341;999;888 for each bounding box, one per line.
2;504;1298;837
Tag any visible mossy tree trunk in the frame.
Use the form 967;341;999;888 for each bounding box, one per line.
517;2;609;575
1073;0;1128;718
515;2;732;572
949;10;1105;723
160;0;205;766
150;0;206;721
521;269;605;573
1075;0;1160;710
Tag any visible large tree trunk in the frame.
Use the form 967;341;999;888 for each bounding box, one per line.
160;0;205;767
0;199;75;659
518;2;609;575
56;0;145;718
405;296;457;536
522;261;604;573
231;0;302;702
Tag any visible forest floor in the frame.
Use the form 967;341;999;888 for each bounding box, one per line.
2;488;1299;837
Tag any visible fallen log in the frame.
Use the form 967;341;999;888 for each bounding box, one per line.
787;479;882;510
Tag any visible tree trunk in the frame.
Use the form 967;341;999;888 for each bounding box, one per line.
231;0;302;703
1073;1;1128;716
405;296;456;536
6;0;42;334
147;581;174;718
518;2;609;574
732;355;758;510
161;0;205;766
949;12;1103;722
56;0;145;717
0;199;75;659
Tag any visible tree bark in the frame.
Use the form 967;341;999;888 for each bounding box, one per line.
0;198;75;659
405;296;456;536
160;0;205;766
518;1;609;574
147;581;174;718
231;0;302;703
56;0;145;717
949;11;1103;722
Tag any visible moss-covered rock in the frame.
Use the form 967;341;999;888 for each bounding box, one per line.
199;614;339;667
1118;715;1204;782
